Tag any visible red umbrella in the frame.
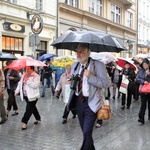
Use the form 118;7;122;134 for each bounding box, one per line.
116;58;137;70
7;57;46;70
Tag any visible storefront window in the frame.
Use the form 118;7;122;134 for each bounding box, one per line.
2;36;23;51
15;38;19;50
10;38;15;50
37;41;47;50
6;37;10;49
2;37;5;49
19;39;23;50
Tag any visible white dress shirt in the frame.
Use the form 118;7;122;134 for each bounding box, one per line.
76;63;90;97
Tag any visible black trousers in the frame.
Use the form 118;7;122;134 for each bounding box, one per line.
134;83;140;100
139;94;150;121
76;97;96;150
22;97;41;124
62;105;76;119
122;85;135;107
7;89;18;111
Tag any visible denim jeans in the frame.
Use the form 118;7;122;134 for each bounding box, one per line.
42;77;55;96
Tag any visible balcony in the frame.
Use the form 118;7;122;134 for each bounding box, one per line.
118;0;133;8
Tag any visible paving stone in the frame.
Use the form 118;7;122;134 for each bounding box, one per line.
0;88;149;150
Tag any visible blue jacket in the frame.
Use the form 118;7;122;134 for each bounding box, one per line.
136;68;150;85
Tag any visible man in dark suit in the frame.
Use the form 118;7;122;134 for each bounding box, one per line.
70;44;109;150
4;60;20;116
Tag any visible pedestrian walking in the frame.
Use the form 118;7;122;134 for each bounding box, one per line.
41;59;55;97
134;62;141;103
111;66;120;100
120;62;136;109
70;44;109;150
15;66;41;130
4;60;20;117
55;65;76;124
136;58;150;124
0;69;7;124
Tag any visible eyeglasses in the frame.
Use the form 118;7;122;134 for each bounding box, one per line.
76;50;88;54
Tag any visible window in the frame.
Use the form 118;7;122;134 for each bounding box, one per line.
2;36;23;51
37;41;47;50
65;0;79;8
89;0;102;16
5;0;17;4
36;0;43;11
127;11;133;28
111;4;121;24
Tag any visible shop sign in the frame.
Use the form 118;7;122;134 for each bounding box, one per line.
31;14;43;34
3;22;25;33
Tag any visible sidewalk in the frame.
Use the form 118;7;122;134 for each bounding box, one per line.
0;89;150;150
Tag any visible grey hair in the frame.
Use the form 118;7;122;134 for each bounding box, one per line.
77;43;90;52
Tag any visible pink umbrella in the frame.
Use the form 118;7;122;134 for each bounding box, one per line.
7;57;46;70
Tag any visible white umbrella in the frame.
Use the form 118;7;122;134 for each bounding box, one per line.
90;52;117;64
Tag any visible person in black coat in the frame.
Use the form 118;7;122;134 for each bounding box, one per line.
120;62;136;109
41;59;55;97
4;60;20;116
136;58;150;124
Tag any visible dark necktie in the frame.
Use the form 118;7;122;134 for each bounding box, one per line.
78;65;84;101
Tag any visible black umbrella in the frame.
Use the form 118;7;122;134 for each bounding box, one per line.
0;51;17;61
51;31;126;53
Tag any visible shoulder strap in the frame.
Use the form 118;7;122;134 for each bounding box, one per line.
93;60;103;103
74;62;80;72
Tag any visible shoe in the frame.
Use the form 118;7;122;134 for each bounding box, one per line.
126;106;130;109
56;95;59;99
62;119;67;124
134;100;139;103
72;115;76;119
148;118;150;121
41;95;45;97
121;105;125;110
12;112;19;116
21;124;27;130
138;119;144;124
105;97;110;100
34;120;41;125
95;123;102;128
112;96;115;100
21;127;27;130
0;118;7;124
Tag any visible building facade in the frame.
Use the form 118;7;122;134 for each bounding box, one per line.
58;0;137;58
138;0;150;54
0;0;57;68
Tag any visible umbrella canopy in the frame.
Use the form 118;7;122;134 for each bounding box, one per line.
90;52;117;64
7;57;46;70
52;56;76;68
38;53;55;61
116;57;137;70
0;51;17;61
51;31;125;53
132;54;150;64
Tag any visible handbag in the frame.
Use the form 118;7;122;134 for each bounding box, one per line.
97;89;111;120
119;75;129;94
139;83;150;93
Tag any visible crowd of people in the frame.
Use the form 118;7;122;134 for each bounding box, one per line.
0;44;150;149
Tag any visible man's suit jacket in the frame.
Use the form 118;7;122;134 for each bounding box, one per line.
71;58;109;113
4;68;20;92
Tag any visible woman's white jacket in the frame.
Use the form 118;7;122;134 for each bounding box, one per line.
15;71;40;101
